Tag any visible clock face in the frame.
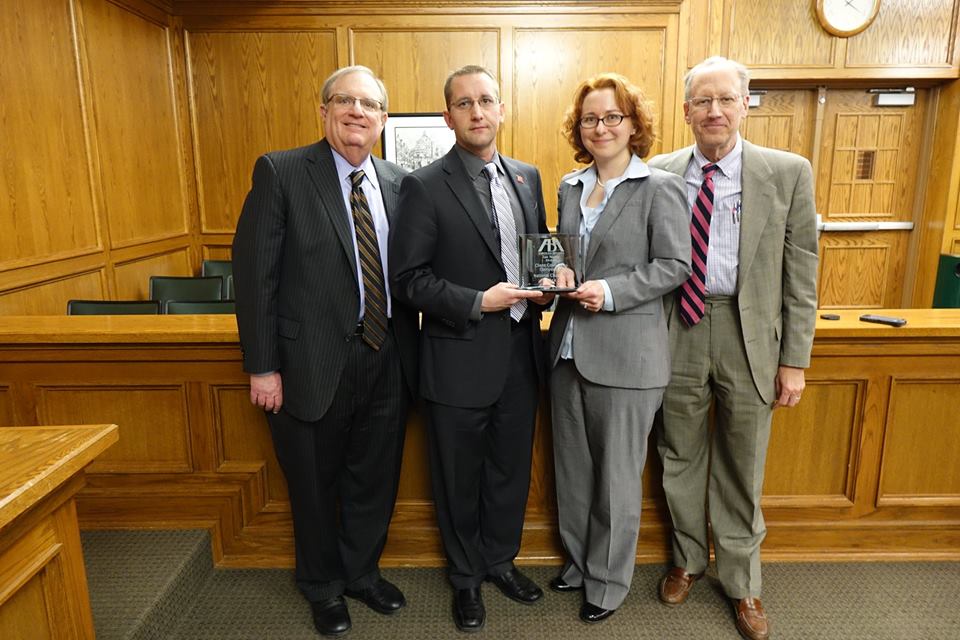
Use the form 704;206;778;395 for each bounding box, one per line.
817;0;881;37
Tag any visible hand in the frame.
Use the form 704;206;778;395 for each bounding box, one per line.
773;365;805;409
481;282;544;312
250;372;283;414
555;266;577;291
531;278;556;306
569;280;605;312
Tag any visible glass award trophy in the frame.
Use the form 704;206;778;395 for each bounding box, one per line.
518;233;582;293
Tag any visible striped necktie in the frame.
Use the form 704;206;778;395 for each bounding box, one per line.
678;163;719;327
350;170;387;349
485;162;525;322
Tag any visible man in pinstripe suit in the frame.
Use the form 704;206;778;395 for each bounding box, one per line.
232;66;418;637
649;57;818;640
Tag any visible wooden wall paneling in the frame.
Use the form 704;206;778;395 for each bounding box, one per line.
513;16;677;227
79;0;189;248
0;389;12;425
37;384;192;473
186;30;335;234
0;0;100;271
112;246;192;299
739;90;817;159
878;378;960;503
202;244;233;261
763;381;861;504
818;89;926;220
0;271;105;316
818;231;907;308
353;29;499;113
845;0;958;67
724;0;836;68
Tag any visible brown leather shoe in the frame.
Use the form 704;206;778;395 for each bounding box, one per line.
733;597;769;640
658;567;703;605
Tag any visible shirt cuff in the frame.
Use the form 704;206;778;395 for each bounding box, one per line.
470;291;484;321
600;280;614;312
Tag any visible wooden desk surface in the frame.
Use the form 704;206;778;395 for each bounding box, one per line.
0;424;119;530
0;309;959;344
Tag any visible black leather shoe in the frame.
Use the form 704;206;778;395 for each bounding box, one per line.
579;601;616;624
549;576;582;593
487;568;543;604
345;578;406;615
310;596;351;636
453;587;485;632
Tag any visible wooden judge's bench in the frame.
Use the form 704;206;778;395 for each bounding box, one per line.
0;311;958;569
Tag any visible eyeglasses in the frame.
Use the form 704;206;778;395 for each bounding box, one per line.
687;94;741;110
449;96;500;112
327;93;383;114
579;113;626;129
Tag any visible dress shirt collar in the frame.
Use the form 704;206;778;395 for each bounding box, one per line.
330;146;380;192
691;133;742;178
455;144;507;180
563;153;651;188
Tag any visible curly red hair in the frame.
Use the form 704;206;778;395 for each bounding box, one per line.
562;73;655;165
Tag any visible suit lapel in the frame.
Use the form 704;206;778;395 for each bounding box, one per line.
371;156;400;219
585;178;642;269
558;182;582;236
501;156;537;235
305;140;358;286
737;141;775;290
442;149;502;265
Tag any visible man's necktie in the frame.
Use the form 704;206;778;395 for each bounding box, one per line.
485;163;525;322
678;163;719;327
350;170;387;349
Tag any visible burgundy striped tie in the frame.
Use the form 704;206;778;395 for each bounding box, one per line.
678;163;719;327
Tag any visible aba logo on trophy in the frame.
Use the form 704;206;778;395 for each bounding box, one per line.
519;233;582;292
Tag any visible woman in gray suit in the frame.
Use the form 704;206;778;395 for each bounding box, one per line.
547;73;691;623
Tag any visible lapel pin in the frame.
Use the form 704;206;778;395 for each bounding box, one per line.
516;174;525;184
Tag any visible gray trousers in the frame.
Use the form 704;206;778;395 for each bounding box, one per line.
551;359;663;610
657;297;773;599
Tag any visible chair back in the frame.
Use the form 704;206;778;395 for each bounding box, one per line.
163;300;236;315
201;260;233;280
68;300;161;315
149;276;223;302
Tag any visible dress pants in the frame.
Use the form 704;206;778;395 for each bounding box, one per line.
657;297;773;598
267;330;406;602
552;359;663;610
425;320;539;589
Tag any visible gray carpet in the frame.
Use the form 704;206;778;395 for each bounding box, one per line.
167;563;960;639
83;531;960;639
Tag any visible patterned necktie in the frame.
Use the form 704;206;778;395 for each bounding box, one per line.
485;162;525;322
350;170;387;349
678;163;719;327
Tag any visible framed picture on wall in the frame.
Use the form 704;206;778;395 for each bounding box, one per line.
381;113;455;171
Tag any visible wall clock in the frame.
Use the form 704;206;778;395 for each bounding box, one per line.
815;0;881;37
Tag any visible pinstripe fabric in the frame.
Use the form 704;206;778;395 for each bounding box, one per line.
350;170;388;349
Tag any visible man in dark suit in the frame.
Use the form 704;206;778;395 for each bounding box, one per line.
232;65;418;637
390;65;550;633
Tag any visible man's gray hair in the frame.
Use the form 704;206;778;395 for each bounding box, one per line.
683;56;750;100
321;65;388;112
443;65;500;106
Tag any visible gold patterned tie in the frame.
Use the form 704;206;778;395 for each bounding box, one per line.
350;170;387;349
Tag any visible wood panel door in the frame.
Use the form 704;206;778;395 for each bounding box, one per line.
816;89;927;308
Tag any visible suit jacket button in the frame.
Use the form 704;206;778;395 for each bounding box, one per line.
345;335;351;342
